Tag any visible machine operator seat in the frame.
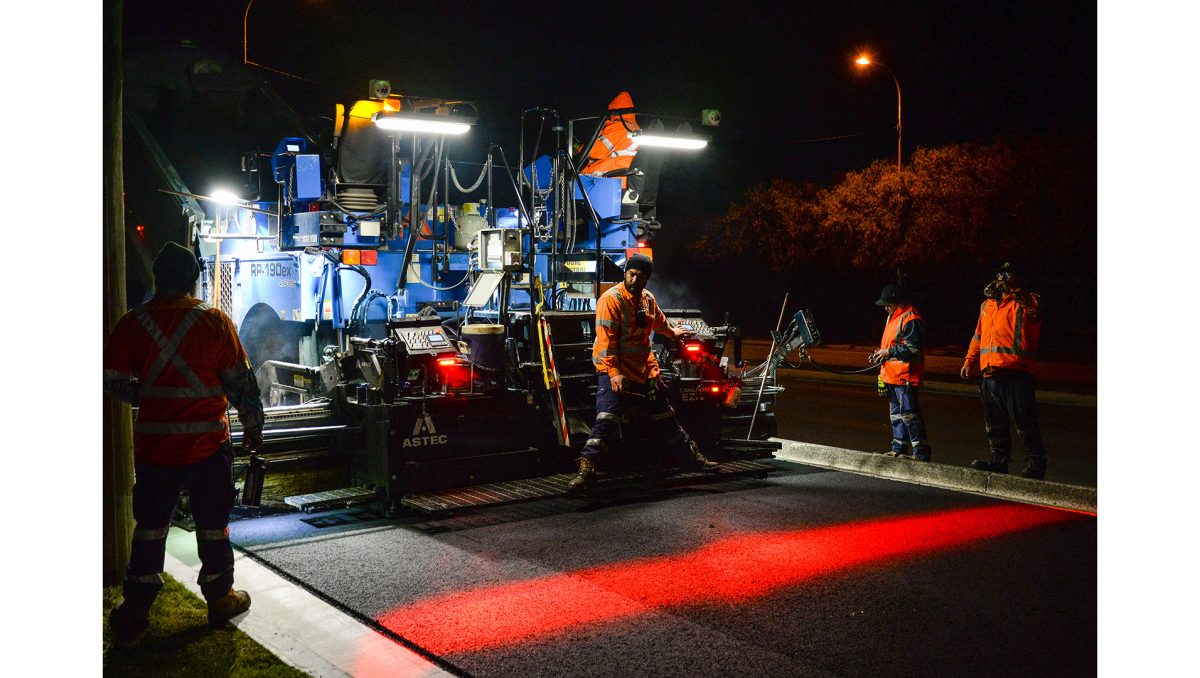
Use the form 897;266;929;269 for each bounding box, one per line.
331;98;401;213
602;118;670;221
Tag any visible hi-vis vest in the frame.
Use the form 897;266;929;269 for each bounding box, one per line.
965;292;1043;374
104;296;250;465
592;283;667;384
879;304;925;387
581;91;640;188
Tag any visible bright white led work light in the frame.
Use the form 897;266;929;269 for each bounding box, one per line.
373;112;474;135
630;130;708;149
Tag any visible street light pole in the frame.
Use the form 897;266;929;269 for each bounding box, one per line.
855;56;902;178
243;0;256;64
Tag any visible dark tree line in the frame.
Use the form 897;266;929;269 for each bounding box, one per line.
686;132;1096;359
693;132;1096;275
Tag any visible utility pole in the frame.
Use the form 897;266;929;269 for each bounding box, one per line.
104;0;134;586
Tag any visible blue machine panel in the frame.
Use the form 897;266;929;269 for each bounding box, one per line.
280;211;322;249
574;175;621;220
295;154;321;199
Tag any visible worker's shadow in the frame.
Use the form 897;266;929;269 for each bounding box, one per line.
104;620;246;670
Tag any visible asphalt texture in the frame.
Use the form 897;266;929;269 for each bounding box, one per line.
774;376;1097;487
229;462;1096;677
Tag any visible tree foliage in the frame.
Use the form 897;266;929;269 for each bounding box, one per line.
693;134;1096;273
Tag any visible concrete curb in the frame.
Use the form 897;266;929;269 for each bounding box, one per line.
775;369;1097;408
771;438;1097;514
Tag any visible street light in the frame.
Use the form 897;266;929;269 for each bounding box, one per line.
854;54;903;177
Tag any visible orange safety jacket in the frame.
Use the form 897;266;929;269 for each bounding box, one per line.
879;304;925;387
592;283;669;384
104;295;254;465
964;291;1043;375
581;91;640;189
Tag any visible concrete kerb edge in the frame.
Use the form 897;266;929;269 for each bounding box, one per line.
770;438;1097;514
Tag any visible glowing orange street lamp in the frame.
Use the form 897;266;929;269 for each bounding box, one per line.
854;54;903;177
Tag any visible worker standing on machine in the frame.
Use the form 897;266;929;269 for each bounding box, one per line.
104;242;265;641
869;284;932;461
569;254;719;492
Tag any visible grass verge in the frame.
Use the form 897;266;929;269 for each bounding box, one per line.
103;574;309;677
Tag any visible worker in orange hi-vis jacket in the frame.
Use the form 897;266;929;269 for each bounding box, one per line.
568;254;719;493
869;284;932;462
580;91;640;189
960;261;1048;480
104;242;265;641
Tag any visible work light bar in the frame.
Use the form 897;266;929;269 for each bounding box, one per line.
373;112;474;135
631;131;708;149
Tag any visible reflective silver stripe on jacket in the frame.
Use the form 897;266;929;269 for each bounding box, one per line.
596;318;617;328
132;526;170;541
126;573;163;585
134;305;211;393
135;420;227;435
198;572;226;584
196;528;229;541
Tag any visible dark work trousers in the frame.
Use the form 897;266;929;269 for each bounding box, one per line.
581;373;694;466
886;384;931;460
124;441;236;607
980;370;1047;469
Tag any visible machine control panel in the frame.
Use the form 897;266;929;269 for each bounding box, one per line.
389;317;455;355
663;309;714;336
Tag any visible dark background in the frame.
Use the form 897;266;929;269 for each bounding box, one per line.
118;0;1097;356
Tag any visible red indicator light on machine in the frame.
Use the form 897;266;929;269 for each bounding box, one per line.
637;241;648;247
685;344;701;352
437;358;456;367
342;249;361;265
135;224;145;238
360;250;378;266
710;385;721;393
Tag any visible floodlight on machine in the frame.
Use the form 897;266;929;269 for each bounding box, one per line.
372;112;474;135
630;130;708;150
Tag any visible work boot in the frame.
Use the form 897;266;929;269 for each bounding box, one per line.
207;589;251;627
687;442;720;472
109;600;152;643
1020;463;1046;480
970;457;1010;473
566;457;598;493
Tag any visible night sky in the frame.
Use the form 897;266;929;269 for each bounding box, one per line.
121;0;1097;189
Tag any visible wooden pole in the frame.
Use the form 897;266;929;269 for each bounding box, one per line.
103;0;134;587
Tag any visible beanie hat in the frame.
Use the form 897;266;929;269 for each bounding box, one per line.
624;254;653;276
153;242;200;292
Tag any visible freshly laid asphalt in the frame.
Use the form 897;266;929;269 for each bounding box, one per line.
228;458;1096;677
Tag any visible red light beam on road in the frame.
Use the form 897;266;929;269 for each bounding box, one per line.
376;504;1083;656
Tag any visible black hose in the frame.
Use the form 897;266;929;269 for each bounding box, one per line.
804;358;886;375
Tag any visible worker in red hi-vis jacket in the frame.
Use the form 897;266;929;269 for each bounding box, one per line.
961;261;1048;480
569;254;719;493
104;241;264;641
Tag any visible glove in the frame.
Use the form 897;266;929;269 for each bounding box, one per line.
646;377;660;402
876;376;889;399
242;429;264;452
983;281;1002;300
